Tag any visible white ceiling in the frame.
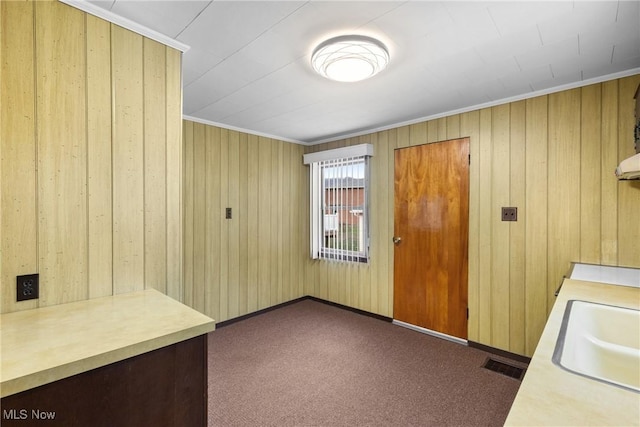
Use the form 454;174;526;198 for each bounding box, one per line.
85;1;640;144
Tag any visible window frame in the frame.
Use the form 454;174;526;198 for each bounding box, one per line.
303;144;373;263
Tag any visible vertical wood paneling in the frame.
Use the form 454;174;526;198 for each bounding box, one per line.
228;130;240;318
293;144;305;299
447;115;461;139
409;122;427;146
387;129;398;315
86;15;113;299
397;125;410;149
271;140;281;306
437;117;447;141
112;25;144;295
36;1;88;306
204;125;221;321
219;130;230;319
524;96;549;355
547;89;581;311
247;134;259;313
238;133;249;315
360;135;373;312
617;75;640;267
206;126;226;320
490;104;510;350
509;100;526;355
281;142;292;302
427;120;439;144
600;81;619;265
183;121;194;308
477;108;493;344
460;110;480;341
580;84;602;264
294;144;304;299
143;38;167;293
258;138;272;309
373;131;390;315
1;0;38;312
166;47;183;302
192;124;206;313
182;122;306;322
1;0;182;314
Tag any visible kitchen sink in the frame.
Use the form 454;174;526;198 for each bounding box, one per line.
553;300;640;393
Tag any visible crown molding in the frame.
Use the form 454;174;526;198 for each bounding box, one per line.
308;68;640;145
182;115;308;146
59;0;190;53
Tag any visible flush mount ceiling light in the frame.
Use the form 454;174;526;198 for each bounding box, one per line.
311;35;390;83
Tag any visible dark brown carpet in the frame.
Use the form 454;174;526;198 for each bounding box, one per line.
207;299;524;426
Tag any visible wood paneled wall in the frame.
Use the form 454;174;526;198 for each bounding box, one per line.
182;121;306;323
0;0;183;313
304;74;640;357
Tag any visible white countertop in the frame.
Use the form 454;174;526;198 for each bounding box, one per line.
569;262;640;288
504;279;640;426
1;289;215;398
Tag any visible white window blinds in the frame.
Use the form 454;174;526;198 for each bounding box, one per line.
303;144;373;263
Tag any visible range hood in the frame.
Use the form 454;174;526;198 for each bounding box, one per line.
615;153;640;180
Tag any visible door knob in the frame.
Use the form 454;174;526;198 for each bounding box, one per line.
392;236;402;244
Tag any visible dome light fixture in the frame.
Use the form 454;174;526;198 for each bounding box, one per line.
311;35;390;83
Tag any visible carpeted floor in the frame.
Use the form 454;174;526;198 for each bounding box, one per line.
208;299;525;427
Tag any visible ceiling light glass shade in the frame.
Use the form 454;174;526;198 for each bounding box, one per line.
311;35;389;82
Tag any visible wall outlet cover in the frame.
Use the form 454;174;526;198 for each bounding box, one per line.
502;207;518;221
17;274;39;301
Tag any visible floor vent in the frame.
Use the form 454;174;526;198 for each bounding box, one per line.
483;358;525;380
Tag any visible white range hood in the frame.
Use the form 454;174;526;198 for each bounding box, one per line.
615;152;640;180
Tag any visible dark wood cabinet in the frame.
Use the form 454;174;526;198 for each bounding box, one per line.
1;335;207;427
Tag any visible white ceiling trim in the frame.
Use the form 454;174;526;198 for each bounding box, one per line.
59;0;190;53
309;68;640;146
182;115;308;146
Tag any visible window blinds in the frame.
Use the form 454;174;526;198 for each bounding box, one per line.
303;144;373;263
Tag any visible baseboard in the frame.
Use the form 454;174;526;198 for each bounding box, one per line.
306;296;393;323
468;341;531;365
215;296;311;329
215;295;392;329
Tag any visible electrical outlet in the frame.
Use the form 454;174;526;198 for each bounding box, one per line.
501;207;518;222
225;207;232;219
17;274;39;301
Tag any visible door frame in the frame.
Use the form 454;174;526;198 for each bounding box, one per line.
391;137;470;344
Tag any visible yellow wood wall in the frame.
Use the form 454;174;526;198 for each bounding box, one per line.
0;0;183;313
182;121;306;322
304;74;640;357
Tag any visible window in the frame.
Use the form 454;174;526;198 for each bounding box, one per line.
303;144;373;263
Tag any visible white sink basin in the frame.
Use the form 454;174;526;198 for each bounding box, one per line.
553;300;640;392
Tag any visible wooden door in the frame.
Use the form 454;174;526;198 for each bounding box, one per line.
393;138;469;339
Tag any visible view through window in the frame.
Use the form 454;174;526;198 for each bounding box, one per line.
304;144;372;263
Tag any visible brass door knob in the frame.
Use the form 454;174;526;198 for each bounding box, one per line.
392;236;402;244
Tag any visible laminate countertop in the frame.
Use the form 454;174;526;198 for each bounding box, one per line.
0;289;215;398
504;278;640;426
